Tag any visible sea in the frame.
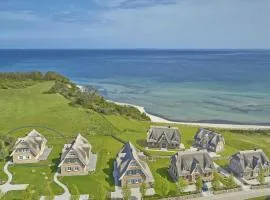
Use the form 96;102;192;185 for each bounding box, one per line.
0;49;270;125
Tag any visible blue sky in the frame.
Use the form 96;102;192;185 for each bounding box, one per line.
1;0;270;49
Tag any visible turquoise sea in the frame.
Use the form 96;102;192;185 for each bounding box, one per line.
0;49;270;125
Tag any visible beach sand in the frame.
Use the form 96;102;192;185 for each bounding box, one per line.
78;85;270;130
111;101;270;130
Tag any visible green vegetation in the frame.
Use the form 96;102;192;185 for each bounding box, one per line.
195;176;203;192
122;185;131;200
0;73;270;199
0;71;68;89
176;178;188;195
48;80;150;121
248;197;270;200
258;167;265;185
212;172;238;191
140;182;147;199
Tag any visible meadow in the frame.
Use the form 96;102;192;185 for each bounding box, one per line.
0;80;270;199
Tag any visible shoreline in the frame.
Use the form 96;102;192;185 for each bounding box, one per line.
78;85;270;130
109;100;270;130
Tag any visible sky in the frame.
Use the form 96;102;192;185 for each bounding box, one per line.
0;0;270;49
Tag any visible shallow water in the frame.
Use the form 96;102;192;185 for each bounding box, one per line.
1;49;270;124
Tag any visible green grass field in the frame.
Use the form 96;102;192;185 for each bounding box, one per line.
1;81;270;199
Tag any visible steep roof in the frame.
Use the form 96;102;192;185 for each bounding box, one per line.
230;149;270;172
147;126;180;144
11;129;47;156
59;134;91;167
194;128;225;147
115;142;154;182
171;151;215;176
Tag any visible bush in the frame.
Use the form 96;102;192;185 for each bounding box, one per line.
48;81;150;121
0;71;69;89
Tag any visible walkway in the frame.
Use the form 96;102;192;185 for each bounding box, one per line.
40;173;89;200
53;173;71;200
0;161;28;193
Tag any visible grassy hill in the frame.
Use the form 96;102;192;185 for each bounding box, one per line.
0;78;270;199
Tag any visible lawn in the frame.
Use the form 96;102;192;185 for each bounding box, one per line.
148;158;177;196
0;162;7;184
1;81;270;199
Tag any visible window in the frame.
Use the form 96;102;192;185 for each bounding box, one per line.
74;166;79;171
130;161;138;166
67;167;72;172
18;156;23;160
128;179;141;184
23;149;29;152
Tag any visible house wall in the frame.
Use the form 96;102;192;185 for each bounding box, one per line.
169;163;214;183
147;140;180;149
12;149;38;164
120;165;147;188
60;160;87;176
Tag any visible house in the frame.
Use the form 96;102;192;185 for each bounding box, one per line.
58;134;95;176
193;128;225;152
147;126;181;149
169;151;215;183
11;129;48;164
114;142;154;188
229;149;270;180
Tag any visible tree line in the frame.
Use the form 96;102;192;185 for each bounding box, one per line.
0;71;69;82
0;71;69;89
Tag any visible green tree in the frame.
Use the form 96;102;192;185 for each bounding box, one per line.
258;167;265;185
195;176;203;192
212;172;221;191
122;184;131;200
226;175;237;189
140;182;147;199
176;178;188;195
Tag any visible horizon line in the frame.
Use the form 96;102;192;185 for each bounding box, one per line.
1;48;270;51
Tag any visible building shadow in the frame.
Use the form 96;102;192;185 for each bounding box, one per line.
156;167;175;183
50;155;60;173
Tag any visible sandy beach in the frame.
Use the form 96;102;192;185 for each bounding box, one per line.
110;101;270;130
78;85;270;130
